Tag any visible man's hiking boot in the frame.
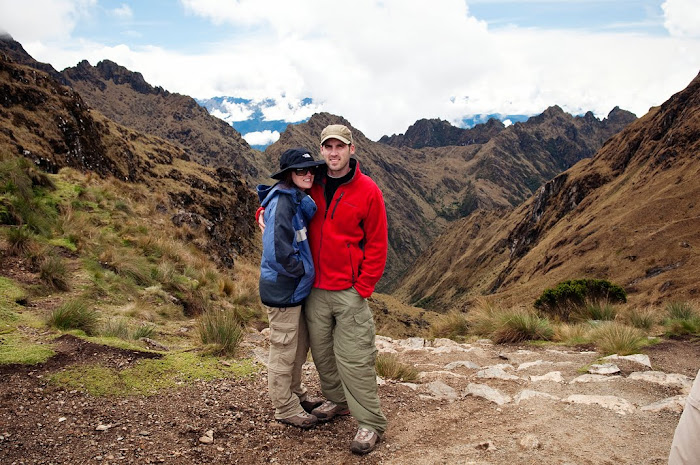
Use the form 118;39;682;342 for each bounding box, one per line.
300;396;324;414
310;400;350;422
277;411;318;429
350;427;380;454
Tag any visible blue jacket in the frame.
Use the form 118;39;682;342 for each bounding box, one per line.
257;182;317;307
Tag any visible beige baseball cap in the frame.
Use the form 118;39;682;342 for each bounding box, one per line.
320;124;353;145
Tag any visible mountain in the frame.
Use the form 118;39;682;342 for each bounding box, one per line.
0;36;259;268
266;106;635;292
379;117;507;148
394;72;700;310
59;60;269;184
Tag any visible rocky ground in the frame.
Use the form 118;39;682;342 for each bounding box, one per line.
1;331;698;465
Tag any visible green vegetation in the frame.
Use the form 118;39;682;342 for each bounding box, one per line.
430;310;470;340
198;308;246;355
375;353;419;382
49;352;258;396
491;310;553;343
663;301;700;337
0;331;55;365
534;279;627;321
589;321;648;356
47;300;100;335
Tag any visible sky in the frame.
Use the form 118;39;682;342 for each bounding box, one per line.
1;0;699;144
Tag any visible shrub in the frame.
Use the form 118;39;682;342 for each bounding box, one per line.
590;321;647;356
39;254;70;291
198;308;245;356
663;301;700;337
132;323;157;340
534;279;627;321
624;307;657;330
6;225;36;257
578;300;618;321
375;353;419;382
47;300;100;335
553;323;592;346
430;310;470;340
492;309;553;343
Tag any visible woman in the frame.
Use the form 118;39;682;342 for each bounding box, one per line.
256;147;325;429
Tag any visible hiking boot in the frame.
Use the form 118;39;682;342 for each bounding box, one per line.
310;400;350;422
277;411;318;429
350;427;380;455
300;396;324;414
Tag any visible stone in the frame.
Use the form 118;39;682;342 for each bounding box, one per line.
519;434;541;450
424;380;459;400
530;372;564;383
588;363;621;375
569;374;621;384
476;365;520;381
603;354;652;368
445;360;480;370
514;390;560;404
628;371;693;392
464;383;512;405
641;396;687;413
562;395;635;415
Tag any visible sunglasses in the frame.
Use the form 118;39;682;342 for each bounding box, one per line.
293;167;316;176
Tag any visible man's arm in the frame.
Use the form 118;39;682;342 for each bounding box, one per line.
354;188;388;298
256;207;266;232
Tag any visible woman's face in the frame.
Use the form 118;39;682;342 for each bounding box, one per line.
291;167;315;190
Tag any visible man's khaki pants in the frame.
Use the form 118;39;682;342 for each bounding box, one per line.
305;287;387;436
266;305;310;420
669;369;700;464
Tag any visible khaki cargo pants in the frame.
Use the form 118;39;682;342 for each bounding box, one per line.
266;305;310;420
669;369;700;464
305;287;387;436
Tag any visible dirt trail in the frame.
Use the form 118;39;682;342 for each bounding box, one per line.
1;332;698;464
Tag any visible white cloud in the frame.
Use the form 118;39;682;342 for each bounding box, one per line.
243;130;280;146
211;101;253;122
5;0;700;141
109;4;133;20
0;0;95;41
662;0;700;38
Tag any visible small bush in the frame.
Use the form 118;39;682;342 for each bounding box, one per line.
47;300;100;335
534;279;627;321
553;323;592;346
492;310;553;343
375;353;419;382
430;310;470;340
666;301;697;320
624;307;657;330
578;300;618;321
6;225;37;257
132;323;156;340
590;322;647;356
198;308;245;356
663;301;700;337
39;254;70;291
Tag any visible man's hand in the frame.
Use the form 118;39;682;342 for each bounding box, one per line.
255;207;266;233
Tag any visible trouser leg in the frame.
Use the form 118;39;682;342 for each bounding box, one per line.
669;369;700;465
332;288;387;436
306;288;347;407
292;306;310;402
266;305;305;419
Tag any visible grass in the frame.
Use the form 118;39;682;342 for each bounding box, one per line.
430;310;470;340
589;321;648;355
375;353;419;382
48;352;258;396
553;323;592;346
491;309;554;343
578;300;618;321
47;300;100;335
0;331;55;365
198;308;246;356
663;301;700;337
39;253;70;291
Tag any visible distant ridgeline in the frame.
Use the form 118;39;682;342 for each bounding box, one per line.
197;95;532;150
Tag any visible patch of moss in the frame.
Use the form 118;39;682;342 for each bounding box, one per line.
0;332;55;365
49;352;259;396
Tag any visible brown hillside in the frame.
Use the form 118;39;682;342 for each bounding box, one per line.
267;107;635;292
60;59;270;184
395;72;700;310
0;47;258;267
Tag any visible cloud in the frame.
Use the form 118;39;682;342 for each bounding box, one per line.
109;4;133;20
211;101;253;122
243;130;281;146
5;0;700;141
662;0;700;38
0;0;95;41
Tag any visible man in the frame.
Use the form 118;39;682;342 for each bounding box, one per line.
258;124;388;454
668;369;700;464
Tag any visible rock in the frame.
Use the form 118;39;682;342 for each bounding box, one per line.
95;424;112;431
444;360;480;370
603;354;652;368
588;363;620;375
423;380;459;400
476;365;520;381
398;337;425;349
199;429;214;444
569;374;621;384
641;396;686;413
464;383;512;405
474;440;497;451
140;338;169;351
562;395;635;415
530;372;564;383
628;371;693;392
519;434;541;450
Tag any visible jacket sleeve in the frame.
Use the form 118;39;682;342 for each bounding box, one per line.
272;194;305;278
354;186;388;298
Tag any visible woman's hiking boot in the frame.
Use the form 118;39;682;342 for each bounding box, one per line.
350;427;380;454
277;411;318;429
310;400;350;422
300;396;324;414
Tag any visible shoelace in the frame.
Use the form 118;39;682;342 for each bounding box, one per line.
355;428;373;441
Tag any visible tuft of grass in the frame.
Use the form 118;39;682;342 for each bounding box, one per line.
578;300;618;321
553;323;592;346
133;322;157;339
663;301;700;337
375;353;419;382
666;301;697;320
198;308;245;355
465;299;501;337
624;306;658;330
47;300;100;335
6;225;36;257
48;352;258;396
430;310;470;340
492;309;553;343
101;318;130;339
39;254;70;291
589;321;648;355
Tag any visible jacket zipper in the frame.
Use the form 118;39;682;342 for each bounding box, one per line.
331;192;344;220
347;243;355;283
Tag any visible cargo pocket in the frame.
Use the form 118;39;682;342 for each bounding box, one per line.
353;305;376;352
268;322;297;370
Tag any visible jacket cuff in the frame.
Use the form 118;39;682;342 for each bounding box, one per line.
354;282;373;299
255;206;264;223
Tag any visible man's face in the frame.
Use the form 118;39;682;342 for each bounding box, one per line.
321;138;355;176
